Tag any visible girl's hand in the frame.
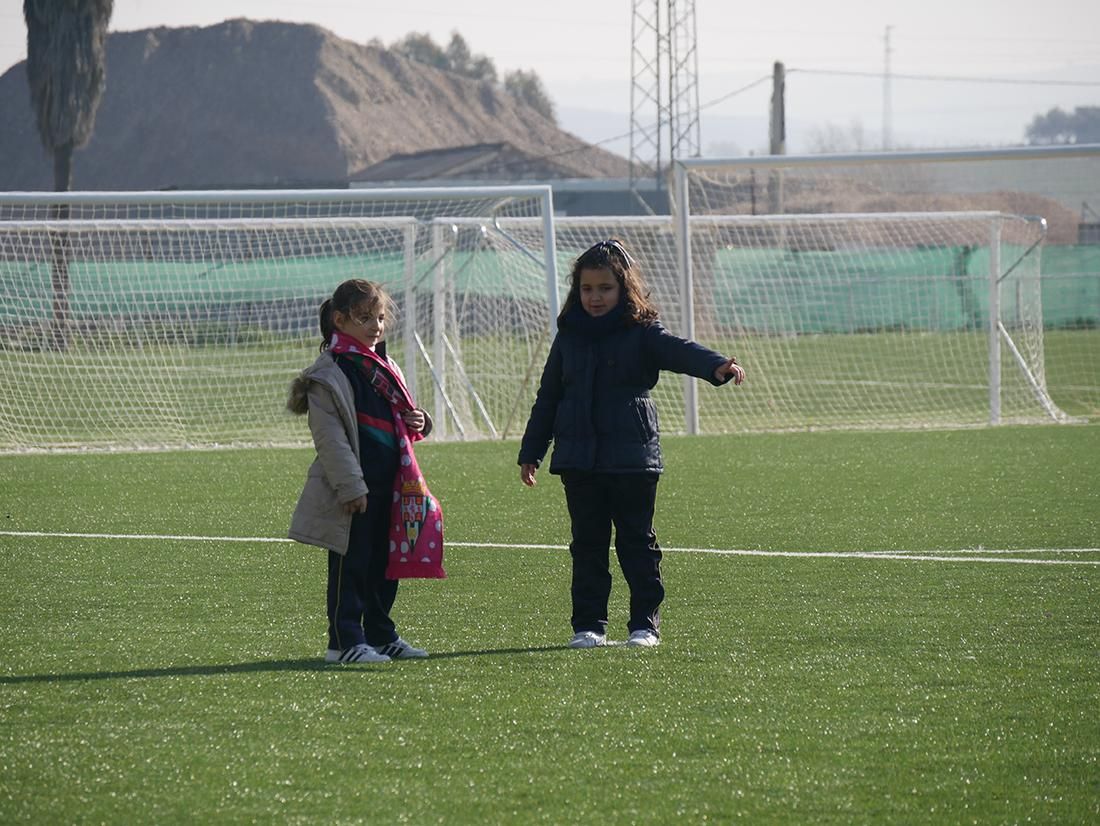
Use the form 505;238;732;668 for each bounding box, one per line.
342;495;368;514
520;463;538;487
403;409;426;433
715;357;745;385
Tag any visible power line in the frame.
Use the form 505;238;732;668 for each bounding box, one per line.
789;67;1100;87
700;25;1100;48
698;74;772;111
510;61;1097;171
499;74;773;170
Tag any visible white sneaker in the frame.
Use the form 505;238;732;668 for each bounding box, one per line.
626;630;660;647
569;631;608;649
375;637;428;659
325;643;390;664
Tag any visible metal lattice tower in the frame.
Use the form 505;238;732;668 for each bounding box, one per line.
629;0;701;195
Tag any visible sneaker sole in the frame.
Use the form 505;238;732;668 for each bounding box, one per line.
325;648;391;664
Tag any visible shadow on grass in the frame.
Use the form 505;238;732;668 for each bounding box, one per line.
0;645;570;685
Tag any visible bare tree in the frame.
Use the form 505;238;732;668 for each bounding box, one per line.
806;120;868;154
23;0;114;349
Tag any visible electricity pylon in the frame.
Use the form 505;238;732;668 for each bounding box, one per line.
629;0;701;199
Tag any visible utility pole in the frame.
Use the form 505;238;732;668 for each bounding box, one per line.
768;61;785;214
883;24;893;150
629;0;701;204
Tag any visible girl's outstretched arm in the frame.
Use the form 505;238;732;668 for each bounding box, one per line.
644;321;739;386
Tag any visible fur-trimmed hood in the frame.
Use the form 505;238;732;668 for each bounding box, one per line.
287;374;311;415
286;351;345;415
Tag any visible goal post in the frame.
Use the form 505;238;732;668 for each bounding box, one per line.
673;145;1099;432
0;186;557;451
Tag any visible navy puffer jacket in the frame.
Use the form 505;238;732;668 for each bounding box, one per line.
518;309;730;474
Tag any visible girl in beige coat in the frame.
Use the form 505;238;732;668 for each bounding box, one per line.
288;280;433;664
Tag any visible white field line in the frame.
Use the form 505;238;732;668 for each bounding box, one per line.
1;531;1098;566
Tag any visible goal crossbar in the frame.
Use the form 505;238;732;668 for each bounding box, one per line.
0;187;560;451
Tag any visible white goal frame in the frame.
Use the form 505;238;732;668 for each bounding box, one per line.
673;145;1099;433
0;186;558;451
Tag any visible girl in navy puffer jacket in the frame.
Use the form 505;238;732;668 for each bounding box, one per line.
518;239;745;649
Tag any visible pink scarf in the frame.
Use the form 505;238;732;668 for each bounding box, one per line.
330;331;445;579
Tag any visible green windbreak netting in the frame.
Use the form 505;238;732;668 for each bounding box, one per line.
0;253;403;322
0;249;554;325
708;245;1097;334
1039;245;1100;328
2;243;1095;330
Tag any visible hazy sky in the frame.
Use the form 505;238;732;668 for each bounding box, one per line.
2;0;1098;154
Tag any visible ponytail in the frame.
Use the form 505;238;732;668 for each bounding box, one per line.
318;298;334;352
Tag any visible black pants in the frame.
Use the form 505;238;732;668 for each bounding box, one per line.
327;492;398;650
560;470;664;637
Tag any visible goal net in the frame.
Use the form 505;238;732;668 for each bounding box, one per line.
0;187;557;451
673;146;1099;431
505;212;1068;434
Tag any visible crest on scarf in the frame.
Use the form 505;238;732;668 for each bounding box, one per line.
400;476;431;548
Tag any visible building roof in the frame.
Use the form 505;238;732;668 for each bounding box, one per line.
350;141;615;184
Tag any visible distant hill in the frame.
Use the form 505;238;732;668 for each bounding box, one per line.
0;18;631;191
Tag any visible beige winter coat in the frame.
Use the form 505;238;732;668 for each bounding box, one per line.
287;352;366;554
287;350;432;554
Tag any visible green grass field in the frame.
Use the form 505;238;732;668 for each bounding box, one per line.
1;425;1098;823
1;326;1096;451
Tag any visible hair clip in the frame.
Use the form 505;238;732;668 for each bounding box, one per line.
582;239;635;267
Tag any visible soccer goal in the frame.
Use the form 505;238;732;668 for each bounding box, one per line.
672;145;1100;432
0;187;557;451
479;211;1077;436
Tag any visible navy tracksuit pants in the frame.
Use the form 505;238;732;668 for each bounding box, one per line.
327;491;398;651
561;470;664;637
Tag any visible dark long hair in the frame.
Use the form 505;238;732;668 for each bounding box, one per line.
556;238;658;326
318;279;396;352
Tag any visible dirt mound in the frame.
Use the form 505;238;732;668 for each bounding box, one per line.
0;18;630;191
